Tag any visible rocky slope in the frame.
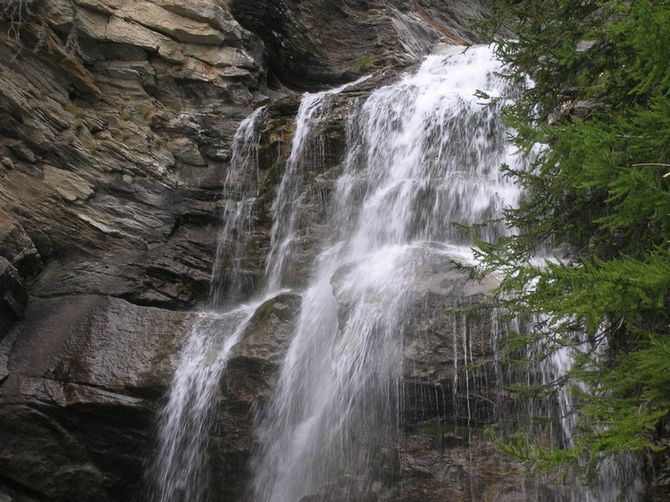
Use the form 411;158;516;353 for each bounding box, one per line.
0;1;587;500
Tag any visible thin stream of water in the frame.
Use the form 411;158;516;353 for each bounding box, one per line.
150;79;362;502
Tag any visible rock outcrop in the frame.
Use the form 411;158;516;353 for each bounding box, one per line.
0;295;197;500
230;0;489;88
209;292;302;501
0;1;272;498
0;0;265;313
0;258;26;338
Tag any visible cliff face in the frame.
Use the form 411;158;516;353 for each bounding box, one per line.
229;0;486;88
0;0;489;316
0;0;264;314
0;1;518;500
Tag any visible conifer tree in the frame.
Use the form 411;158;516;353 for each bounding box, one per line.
478;0;670;483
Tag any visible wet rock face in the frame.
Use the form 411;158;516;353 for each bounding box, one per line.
0;0;552;500
208;292;302;501
399;252;502;425
385;434;564;502
303;254;569;502
229;0;490;89
0;0;495;319
0;258;26;339
0;295;197;500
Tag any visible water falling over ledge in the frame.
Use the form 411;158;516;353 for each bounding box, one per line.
149;75;367;501
149;45;643;502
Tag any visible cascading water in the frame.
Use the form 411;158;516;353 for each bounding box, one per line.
210;106;267;306
150;80;362;501
540;334;644;501
251;45;523;502
264;76;370;292
149;303;262;502
149;108;267;502
151;43;643;502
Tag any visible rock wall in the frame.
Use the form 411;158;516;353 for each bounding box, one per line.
229;0;488;88
0;0;266;314
0;0;268;498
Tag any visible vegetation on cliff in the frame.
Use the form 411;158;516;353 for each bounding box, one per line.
479;0;670;482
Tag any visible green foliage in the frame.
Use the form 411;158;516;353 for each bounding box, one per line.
352;53;376;73
137;104;154;120
119;108;132;121
476;0;670;478
65;101;84;119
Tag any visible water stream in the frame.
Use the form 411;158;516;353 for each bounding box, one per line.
149;107;267;502
210;106;267;306
150;78;363;502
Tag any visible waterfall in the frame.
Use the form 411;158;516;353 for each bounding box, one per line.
541;334;644;501
264;76;371;292
151;44;642;502
251;45;522;502
149;303;262;502
149;108;267;502
210;106;266;306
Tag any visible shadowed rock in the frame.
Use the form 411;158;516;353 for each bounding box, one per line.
0;295;196;500
230;0;490;89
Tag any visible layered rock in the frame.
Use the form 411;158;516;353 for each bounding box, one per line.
0;0;265;313
0;295;197;500
230;0;490;88
0;258;26;338
322;248;569;502
0;0;493;314
0;1;270;499
208;292;302;501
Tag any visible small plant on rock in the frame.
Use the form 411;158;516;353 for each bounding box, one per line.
352;53;376;73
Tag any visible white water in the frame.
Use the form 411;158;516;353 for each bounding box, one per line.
541;332;644;501
150;108;266;502
150;304;260;502
264;76;371;292
252;45;523;502
210;107;266;306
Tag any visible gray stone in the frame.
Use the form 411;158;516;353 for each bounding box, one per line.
116;1;228;46
208;292;303;501
155;0;246;44
229;0;490;88
5;0;653;499
0;405;109;501
166;136;206;166
0;295;197;500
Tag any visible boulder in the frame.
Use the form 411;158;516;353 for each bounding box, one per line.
207;292;303;501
